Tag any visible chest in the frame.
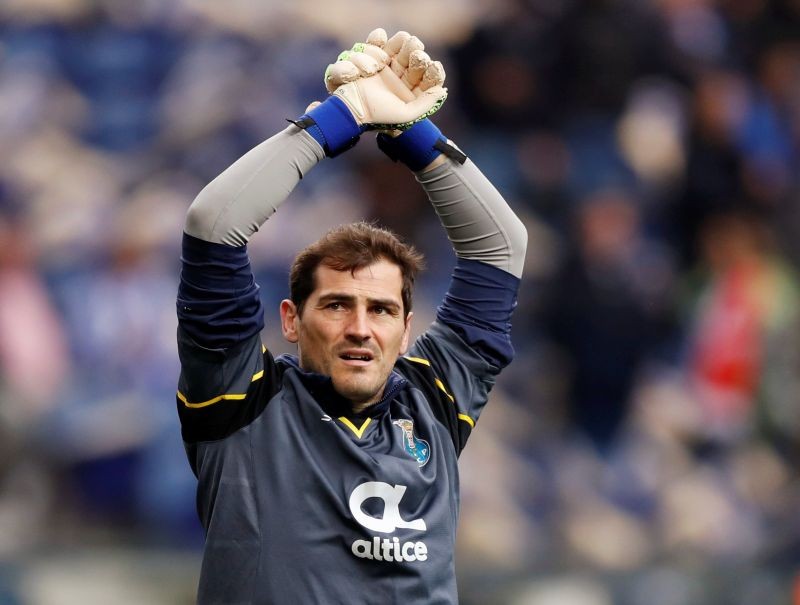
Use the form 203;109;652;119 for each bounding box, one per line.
260;384;453;482
247;383;458;533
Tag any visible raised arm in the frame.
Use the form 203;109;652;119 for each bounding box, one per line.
378;121;528;371
177;126;323;352
321;29;528;371
175;125;329;443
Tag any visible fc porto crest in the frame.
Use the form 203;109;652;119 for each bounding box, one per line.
392;419;430;466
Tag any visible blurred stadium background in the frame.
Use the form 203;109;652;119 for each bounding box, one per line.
1;0;800;603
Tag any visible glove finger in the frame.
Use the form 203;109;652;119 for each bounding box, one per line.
419;60;446;91
305;101;322;113
348;51;380;76
378;65;417;102
355;41;390;67
397;35;424;68
325;61;360;93
385;30;411;56
397;86;447;128
366;28;388;48
403;49;431;88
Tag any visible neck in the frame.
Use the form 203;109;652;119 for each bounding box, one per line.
349;382;390;415
351;400;377;415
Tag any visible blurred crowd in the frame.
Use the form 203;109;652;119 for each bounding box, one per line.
1;0;800;603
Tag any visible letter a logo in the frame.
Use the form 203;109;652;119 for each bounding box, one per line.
348;482;426;534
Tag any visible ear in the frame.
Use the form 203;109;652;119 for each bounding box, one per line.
280;299;299;344
399;311;413;355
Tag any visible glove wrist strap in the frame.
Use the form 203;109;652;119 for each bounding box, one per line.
290;96;365;158
376;119;465;172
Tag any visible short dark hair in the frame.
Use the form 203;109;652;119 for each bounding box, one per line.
289;222;424;316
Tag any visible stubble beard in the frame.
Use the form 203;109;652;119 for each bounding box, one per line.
299;349;388;408
332;366;387;408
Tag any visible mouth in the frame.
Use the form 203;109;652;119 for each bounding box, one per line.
338;350;375;367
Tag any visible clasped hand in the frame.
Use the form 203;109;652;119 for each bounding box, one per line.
319;28;447;131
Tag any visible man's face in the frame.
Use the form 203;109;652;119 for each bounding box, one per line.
280;259;413;409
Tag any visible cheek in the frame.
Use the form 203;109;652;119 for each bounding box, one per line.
383;326;408;355
301;320;339;351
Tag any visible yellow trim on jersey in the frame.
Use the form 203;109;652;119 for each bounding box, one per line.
338;417;372;438
404;356;431;366
178;391;247;409
458;413;475;428
405;356;474;428
179;368;265;408
434;378;455;402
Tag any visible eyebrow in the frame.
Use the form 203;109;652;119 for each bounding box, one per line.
316;293;401;310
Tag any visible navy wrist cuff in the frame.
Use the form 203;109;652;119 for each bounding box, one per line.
376;119;445;171
294;96;365;157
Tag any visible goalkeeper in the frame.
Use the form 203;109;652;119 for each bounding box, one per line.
176;28;527;604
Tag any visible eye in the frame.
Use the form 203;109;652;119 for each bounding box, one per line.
326;301;345;311
372;305;397;316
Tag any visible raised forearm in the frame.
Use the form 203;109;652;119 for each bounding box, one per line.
416;157;527;278
378;120;527;278
184;126;325;246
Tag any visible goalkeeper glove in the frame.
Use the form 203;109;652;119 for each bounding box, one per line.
293;29;447;157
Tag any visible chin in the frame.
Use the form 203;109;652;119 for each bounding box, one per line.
333;376;382;406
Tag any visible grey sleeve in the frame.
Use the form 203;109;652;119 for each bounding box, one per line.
184;126;325;245
415;157;527;278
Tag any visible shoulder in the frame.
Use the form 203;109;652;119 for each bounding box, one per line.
178;332;287;445
394;352;473;455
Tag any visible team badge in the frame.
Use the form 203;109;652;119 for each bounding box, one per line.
392;419;430;466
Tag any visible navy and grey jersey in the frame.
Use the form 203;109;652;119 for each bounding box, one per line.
177;230;520;603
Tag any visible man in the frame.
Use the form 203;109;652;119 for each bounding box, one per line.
176;29;527;604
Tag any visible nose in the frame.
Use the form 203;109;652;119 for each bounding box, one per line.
344;306;371;342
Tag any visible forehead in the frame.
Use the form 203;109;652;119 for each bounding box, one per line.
312;259;404;301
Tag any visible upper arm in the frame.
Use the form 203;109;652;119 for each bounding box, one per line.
177;232;264;350
435;257;522;370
